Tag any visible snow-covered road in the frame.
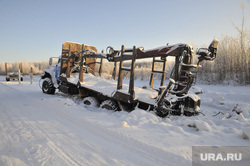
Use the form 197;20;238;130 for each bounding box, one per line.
0;76;250;166
0;77;187;166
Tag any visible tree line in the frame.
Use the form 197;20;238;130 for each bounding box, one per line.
197;2;249;85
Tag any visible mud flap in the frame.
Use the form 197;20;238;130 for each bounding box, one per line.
112;90;135;104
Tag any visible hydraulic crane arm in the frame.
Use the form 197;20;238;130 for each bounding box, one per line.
83;43;192;62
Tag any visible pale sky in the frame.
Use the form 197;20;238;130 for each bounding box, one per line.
0;0;249;62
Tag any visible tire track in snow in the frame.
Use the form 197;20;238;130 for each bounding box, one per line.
47;141;79;166
46;101;189;166
1;82;188;166
1;82;125;165
0;106;81;166
20;118;92;166
0;83;90;166
0;100;32;165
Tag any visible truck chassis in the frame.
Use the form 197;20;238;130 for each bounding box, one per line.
41;40;219;117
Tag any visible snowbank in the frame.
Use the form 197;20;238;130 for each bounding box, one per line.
0;75;249;166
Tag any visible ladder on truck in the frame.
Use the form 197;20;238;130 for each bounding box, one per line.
79;45;104;82
112;45;137;103
149;57;167;94
60;43;102;82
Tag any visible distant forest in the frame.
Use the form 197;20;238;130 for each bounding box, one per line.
198;3;249;85
1;29;249;85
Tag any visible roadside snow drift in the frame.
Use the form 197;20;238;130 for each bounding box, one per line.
0;75;249;166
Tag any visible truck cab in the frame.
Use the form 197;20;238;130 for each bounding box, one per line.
41;41;97;94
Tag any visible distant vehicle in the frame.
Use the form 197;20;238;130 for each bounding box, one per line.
5;63;23;82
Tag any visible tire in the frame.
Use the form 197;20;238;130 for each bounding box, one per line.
42;78;55;94
100;100;119;111
6;77;10;81
83;97;100;107
20;77;23;81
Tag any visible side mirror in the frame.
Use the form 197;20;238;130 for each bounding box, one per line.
49;57;53;66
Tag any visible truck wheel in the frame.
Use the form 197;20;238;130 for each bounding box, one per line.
100;100;119;111
6;77;10;81
42;78;55;94
83;97;100;107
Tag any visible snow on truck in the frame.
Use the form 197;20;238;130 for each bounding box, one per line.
41;40;219;117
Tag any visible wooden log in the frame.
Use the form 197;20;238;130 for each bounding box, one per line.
112;62;117;80
128;46;136;98
117;45;125;90
160;57;167;87
18;69;21;84
30;67;33;84
5;63;8;75
79;44;84;83
99;50;104;76
149;57;156;88
19;63;23;73
66;44;71;78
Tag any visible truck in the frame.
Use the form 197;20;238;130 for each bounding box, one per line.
41;40;219;117
5;62;23;82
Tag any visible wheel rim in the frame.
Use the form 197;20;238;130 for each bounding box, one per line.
83;100;91;105
102;105;113;110
42;81;49;92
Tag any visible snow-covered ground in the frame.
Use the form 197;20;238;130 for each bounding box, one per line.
0;75;249;166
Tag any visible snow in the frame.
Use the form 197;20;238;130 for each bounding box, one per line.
141;43;190;55
242;128;250;140
0;75;250;166
68;73;158;104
